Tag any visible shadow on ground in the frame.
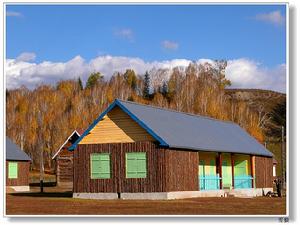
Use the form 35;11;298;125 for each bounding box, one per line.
10;191;73;198
29;182;57;187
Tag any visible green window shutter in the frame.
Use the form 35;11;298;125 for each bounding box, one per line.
126;153;137;178
8;162;18;179
126;152;147;178
90;153;111;179
136;153;147;178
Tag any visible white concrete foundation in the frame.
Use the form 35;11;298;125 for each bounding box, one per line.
73;193;118;199
121;192;168;200
167;190;225;199
9;186;30;192
254;188;274;197
73;188;274;200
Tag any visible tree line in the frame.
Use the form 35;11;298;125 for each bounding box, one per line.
6;61;266;171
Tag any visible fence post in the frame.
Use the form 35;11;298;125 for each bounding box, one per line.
281;126;285;192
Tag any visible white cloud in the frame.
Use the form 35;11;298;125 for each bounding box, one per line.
226;58;286;93
162;40;179;50
5;55;286;93
6;11;22;17
16;52;36;62
255;10;285;26
6;56;88;89
114;28;134;41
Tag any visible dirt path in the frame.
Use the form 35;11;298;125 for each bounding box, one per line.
6;191;286;215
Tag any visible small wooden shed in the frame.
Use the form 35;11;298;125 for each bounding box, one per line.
69;99;274;200
52;130;82;187
6;137;31;192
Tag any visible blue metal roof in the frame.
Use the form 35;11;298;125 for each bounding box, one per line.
70;99;273;157
6;137;31;161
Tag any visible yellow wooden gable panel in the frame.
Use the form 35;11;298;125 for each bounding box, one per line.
80;106;155;144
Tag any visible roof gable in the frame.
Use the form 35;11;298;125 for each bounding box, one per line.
52;130;81;159
69;100;168;150
79;106;155;144
69;99;273;157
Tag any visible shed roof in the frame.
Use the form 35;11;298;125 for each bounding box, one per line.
70;99;273;157
6;137;31;161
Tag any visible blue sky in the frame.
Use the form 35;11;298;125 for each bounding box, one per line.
6;4;286;66
6;4;287;92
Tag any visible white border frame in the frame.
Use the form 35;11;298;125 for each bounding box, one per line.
1;1;290;220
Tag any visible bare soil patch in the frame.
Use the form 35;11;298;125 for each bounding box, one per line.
6;187;286;215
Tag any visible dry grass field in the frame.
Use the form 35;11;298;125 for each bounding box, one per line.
6;187;286;216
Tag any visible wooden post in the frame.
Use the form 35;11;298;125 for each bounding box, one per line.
281;126;285;190
250;155;254;188
40;148;44;193
37;111;44;193
219;153;222;189
231;153;234;189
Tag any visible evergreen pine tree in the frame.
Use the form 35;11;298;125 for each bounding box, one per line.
124;69;137;90
161;81;168;97
77;77;83;91
143;71;150;98
86;72;103;89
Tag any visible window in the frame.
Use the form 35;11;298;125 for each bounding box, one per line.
8;162;18;179
126;152;147;178
90;153;111;179
273;165;276;177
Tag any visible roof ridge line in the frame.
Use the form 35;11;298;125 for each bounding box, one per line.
116;99;236;125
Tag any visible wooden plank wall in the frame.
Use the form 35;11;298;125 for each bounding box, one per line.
80;106;154;145
74;143;119;193
6;161;30;186
165;149;199;191
56;148;73;185
254;156;273;188
73;141;199;193
74;142;165;193
119;142;167;192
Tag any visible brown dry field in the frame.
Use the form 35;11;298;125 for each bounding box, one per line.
6;187;286;215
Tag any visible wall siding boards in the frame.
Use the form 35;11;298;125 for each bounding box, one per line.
73;142;199;193
80;107;154;144
74;142;273;193
56;148;74;185
165;149;199;191
6;161;30;186
255;156;273;188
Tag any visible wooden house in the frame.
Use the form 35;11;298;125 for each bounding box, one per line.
69;99;274;199
52;130;82;187
6;137;31;192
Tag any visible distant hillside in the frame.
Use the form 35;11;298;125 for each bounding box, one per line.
225;88;285;112
225;88;286;138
